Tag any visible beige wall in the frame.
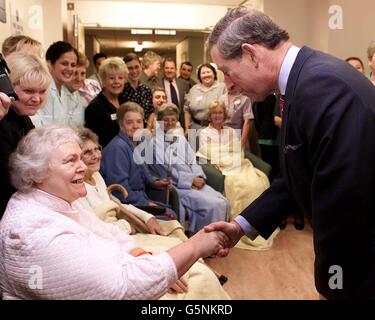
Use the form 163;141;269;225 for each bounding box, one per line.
1;0;374;76
176;36;204;82
264;0;375;74
0;0;12;47
0;0;67;54
327;0;375;75
0;0;44;48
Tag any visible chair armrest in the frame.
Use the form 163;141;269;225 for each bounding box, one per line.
245;151;272;178
198;157;225;194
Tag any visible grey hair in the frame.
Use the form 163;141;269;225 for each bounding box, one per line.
117;101;144;125
367;40;375;60
156;103;180;121
10;125;81;193
208;6;289;59
141;50;161;69
76;127;99;147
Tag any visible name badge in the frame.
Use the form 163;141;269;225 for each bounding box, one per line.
196;96;203;101
234;99;241;105
110;113;117;121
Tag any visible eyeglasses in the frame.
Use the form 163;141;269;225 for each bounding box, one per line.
82;145;102;158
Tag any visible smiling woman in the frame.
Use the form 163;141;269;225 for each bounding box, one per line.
0;51;50;217
0;125;229;300
30;41;84;128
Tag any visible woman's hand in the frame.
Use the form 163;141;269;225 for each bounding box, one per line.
168;277;188;294
192;177;205;189
146;217;166;236
153;178;172;190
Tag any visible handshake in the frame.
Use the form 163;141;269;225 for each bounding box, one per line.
190;221;246;258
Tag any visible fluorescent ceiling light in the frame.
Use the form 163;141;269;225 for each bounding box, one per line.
154;29;176;36
131;29;153;35
134;42;144;52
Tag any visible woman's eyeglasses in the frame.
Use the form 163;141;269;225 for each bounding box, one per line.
82;145;102;158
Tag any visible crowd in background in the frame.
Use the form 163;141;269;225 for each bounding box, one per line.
1;32;375;300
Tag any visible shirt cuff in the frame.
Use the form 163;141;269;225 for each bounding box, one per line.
235;215;259;240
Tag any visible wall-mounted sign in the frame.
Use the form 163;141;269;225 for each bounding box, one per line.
0;0;7;23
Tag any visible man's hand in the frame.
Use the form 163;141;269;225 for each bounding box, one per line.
146;217;166;236
188;229;229;258
204;221;245;257
0;92;11;120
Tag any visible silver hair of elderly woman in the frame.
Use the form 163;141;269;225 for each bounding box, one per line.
156;103;180;121
9;125;81;193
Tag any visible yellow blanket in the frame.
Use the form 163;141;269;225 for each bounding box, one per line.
198;138;277;250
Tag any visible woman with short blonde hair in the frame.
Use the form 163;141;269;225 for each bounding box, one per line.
85;57;128;147
0;52;50;216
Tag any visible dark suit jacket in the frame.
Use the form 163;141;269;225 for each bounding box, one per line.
162;77;190;127
242;47;375;299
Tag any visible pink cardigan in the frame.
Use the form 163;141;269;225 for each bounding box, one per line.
0;189;177;300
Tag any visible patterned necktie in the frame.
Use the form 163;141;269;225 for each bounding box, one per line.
279;94;285;115
169;80;179;106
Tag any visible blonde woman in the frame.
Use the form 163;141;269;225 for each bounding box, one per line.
198;100;275;250
85;57;128;147
0;52;50;216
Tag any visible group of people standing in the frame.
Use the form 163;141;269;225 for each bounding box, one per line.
0;26;269;300
2;4;374;300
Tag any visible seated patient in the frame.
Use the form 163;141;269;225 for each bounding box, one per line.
147;87;183;135
74;127;184;240
198;100;274;250
73;128;229;299
0;125;227;300
198;100;270;217
100;102;176;218
149;103;230;234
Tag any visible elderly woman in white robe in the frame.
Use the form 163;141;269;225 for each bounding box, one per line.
73;127;230;300
149;103;230;235
0;125;227;300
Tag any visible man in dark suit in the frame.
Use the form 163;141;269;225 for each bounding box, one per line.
205;7;375;299
162;57;190;128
